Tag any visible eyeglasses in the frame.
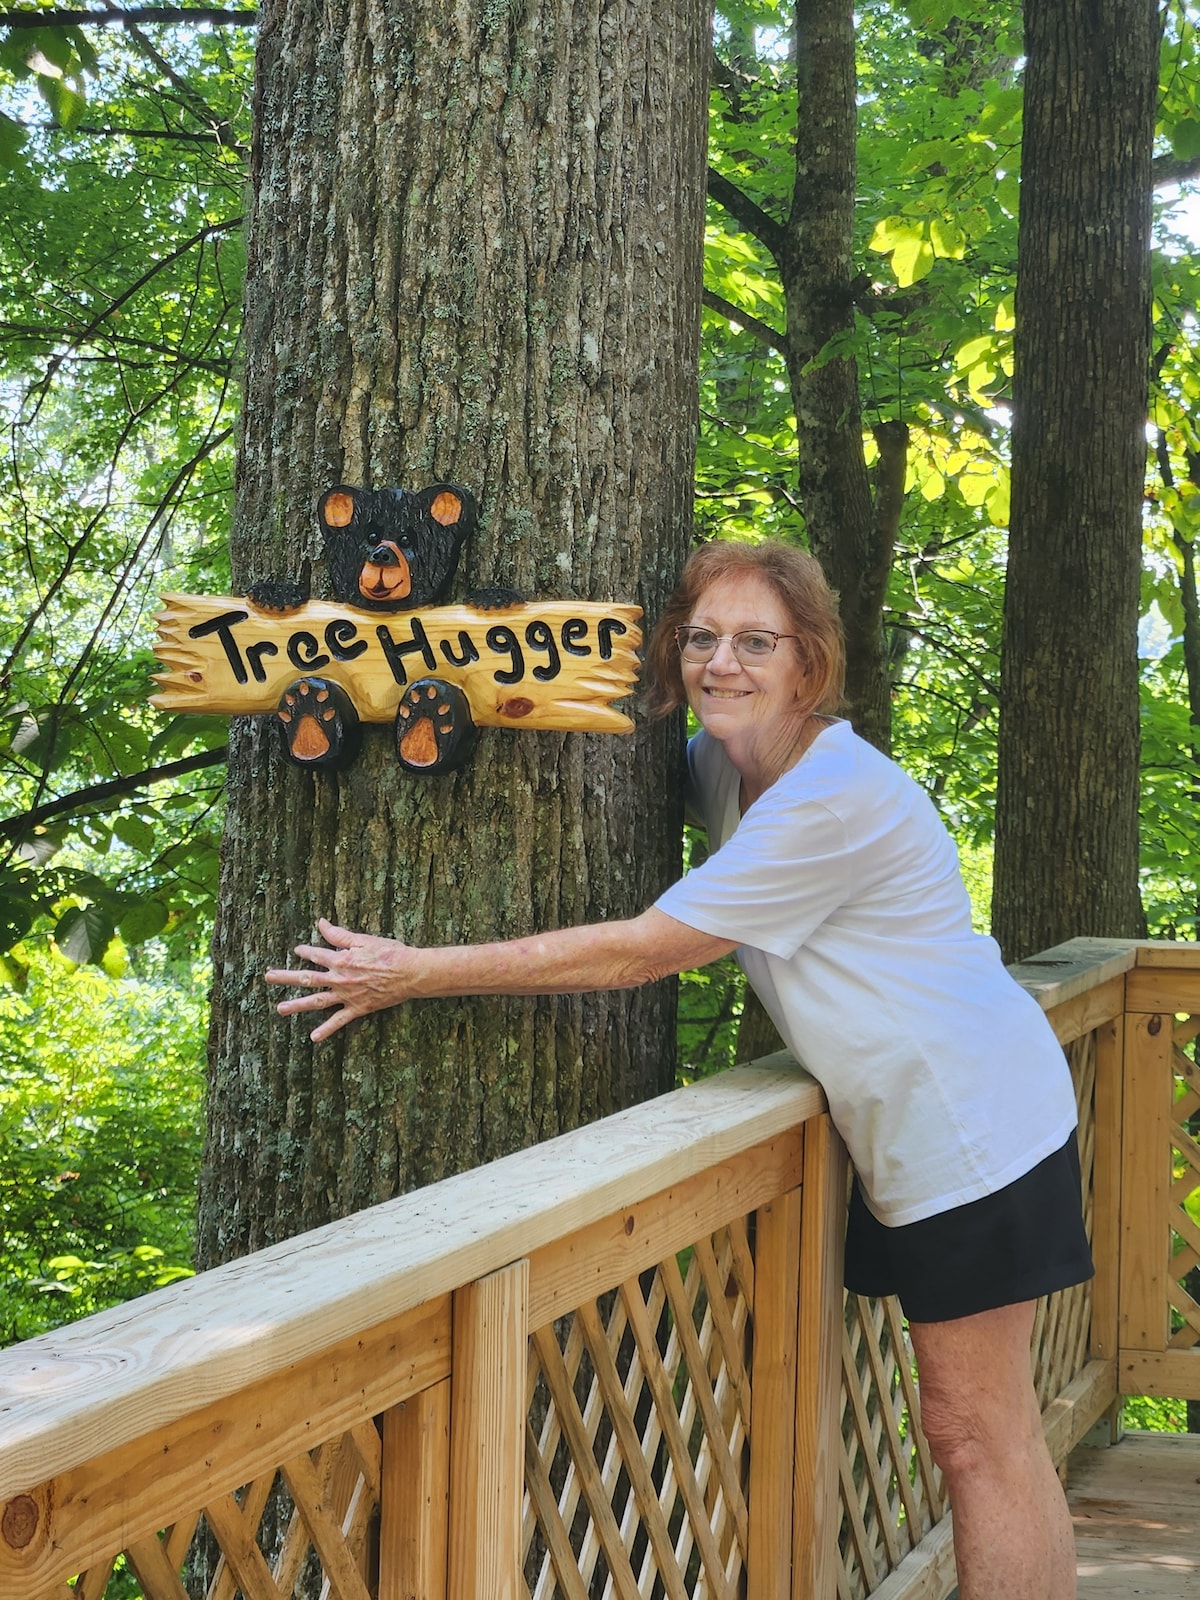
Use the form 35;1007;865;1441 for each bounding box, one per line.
674;625;800;665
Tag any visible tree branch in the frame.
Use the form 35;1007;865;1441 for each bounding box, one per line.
0;746;228;843
1153;151;1200;189
701;288;786;355
0;6;256;26
2;318;235;375
710;48;756;120
706;166;787;261
868;419;910;603
123;19;240;145
29;217;242;406
27;118;249;153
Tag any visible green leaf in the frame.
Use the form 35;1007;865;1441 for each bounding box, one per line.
65;25;99;76
929;219;965;259
986;474;1011;526
995;174;1020;215
891;234;935;287
0;110;27;169
41;77;87;133
869;215;924;254
54;904;117;967
960;205;992;241
112;815;156;855
955;334;998;371
117;899;170;946
0;893;35;950
1169;120;1200;160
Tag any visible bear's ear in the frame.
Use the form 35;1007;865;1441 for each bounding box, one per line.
319;485;360;530
420;483;477;535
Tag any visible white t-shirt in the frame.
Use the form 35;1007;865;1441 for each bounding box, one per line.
655;721;1077;1227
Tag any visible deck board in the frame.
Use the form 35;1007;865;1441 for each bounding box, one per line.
1069;1431;1200;1596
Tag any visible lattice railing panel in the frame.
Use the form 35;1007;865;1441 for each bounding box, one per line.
522;1219;753;1600
835;1021;1102;1600
1033;1029;1096;1406
836;1292;944;1600
68;1421;381;1600
1169;1011;1200;1352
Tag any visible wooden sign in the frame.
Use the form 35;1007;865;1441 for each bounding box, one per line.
151;593;641;733
149;482;643;774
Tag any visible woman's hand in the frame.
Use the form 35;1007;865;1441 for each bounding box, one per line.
266;907;738;1044
265;918;414;1042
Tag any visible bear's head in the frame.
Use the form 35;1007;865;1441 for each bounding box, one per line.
318;483;477;611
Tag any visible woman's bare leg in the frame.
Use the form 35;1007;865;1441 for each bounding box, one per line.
908;1301;1076;1600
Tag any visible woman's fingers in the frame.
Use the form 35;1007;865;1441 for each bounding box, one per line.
276;989;340;1015
265;921;409;1040
265;963;328;986
309;1008;355;1043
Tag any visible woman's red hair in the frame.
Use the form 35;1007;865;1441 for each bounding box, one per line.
645;541;845;719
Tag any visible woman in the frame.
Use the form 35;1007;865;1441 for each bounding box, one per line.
267;540;1091;1600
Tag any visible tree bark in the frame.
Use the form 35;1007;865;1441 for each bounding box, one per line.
197;0;709;1263
704;6;904;753
784;0;893;752
993;0;1159;960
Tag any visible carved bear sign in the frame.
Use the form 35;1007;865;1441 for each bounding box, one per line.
150;484;643;776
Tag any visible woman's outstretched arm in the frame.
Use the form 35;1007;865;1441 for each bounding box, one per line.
265;909;738;1042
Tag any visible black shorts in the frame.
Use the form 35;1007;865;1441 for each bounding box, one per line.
843;1131;1094;1324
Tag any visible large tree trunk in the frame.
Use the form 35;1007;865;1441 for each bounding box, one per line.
197;0;709;1264
992;0;1159;959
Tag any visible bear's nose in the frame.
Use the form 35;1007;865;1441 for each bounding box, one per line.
369;542;400;566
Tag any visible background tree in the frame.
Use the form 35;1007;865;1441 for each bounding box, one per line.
195;0;711;1263
992;0;1160;959
707;0;900;753
3;1;1200;1326
0;13;247;966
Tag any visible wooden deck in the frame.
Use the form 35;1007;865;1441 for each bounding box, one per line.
1070;1431;1200;1596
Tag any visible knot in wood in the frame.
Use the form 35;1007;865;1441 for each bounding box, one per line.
1147;1015;1163;1036
624;1214;635;1236
2;1494;39;1550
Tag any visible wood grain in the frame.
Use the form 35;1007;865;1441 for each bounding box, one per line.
0;1062;823;1501
792;1116;848;1600
447;1262;527;1600
151;594;642;732
746;1191;801;1600
380;1381;450;1600
0;1297;448;1595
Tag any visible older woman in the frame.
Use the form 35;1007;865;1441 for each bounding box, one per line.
267;540;1091;1600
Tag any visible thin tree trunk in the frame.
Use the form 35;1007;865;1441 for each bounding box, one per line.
993;0;1159;959
784;0;893;752
197;0;709;1263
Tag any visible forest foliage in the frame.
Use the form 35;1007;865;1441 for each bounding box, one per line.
0;0;1199;1360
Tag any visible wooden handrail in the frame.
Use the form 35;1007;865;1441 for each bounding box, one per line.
2;935;1198;1600
0;1057;824;1501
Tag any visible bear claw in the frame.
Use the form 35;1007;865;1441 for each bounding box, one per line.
394;678;477;774
277;677;361;771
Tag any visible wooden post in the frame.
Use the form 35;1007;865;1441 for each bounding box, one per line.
791;1116;847;1600
447;1261;529;1600
1119;1006;1173;1367
747;1188;802;1600
1089;1013;1124;1365
380;1379;450;1600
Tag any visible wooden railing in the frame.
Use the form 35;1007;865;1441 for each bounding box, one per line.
0;938;1197;1600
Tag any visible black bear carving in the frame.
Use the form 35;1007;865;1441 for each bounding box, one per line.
247;483;516;777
